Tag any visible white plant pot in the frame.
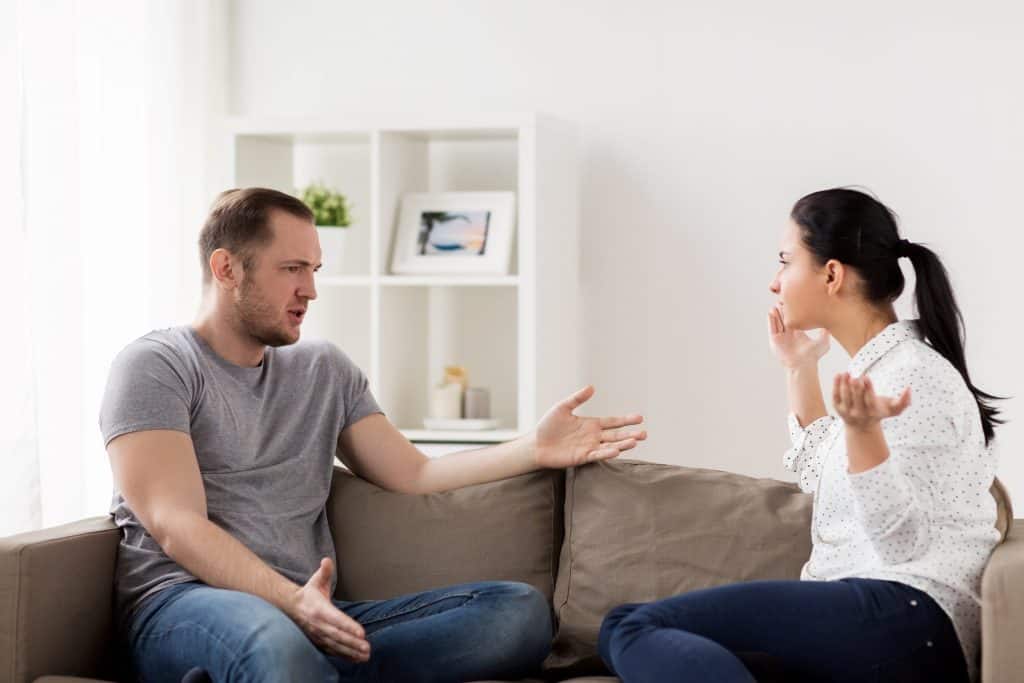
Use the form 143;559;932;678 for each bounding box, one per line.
316;227;348;276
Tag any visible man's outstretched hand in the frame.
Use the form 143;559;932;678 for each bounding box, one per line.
534;385;646;469
286;557;370;662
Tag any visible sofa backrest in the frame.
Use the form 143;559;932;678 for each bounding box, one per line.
326;466;565;603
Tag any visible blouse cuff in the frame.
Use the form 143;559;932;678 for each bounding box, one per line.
783;413;834;472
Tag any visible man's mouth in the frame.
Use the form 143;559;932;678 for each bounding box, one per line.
287;308;306;325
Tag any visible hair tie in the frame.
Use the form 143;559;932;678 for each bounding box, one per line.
896;238;913;258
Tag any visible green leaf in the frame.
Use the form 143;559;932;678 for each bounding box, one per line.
297;181;352;227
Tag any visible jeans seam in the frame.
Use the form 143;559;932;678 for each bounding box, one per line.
357;591;477;627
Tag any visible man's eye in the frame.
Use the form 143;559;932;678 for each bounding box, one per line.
287;266;301;273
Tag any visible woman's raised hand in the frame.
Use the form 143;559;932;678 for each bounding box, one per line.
767;305;830;370
833;372;911;431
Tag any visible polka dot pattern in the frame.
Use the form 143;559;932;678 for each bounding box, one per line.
783;320;1001;682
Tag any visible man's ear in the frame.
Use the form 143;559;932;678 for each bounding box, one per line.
209;248;242;291
824;259;845;296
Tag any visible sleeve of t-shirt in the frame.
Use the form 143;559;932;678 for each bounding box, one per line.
326;342;383;428
98;337;194;446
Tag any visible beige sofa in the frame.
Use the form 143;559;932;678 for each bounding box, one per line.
1;460;1019;683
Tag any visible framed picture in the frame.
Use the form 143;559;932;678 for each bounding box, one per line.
390;192;516;275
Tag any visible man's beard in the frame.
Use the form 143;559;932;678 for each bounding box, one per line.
235;278;296;348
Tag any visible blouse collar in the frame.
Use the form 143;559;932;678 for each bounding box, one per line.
848;319;922;377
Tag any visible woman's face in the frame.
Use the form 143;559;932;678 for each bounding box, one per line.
768;220;831;330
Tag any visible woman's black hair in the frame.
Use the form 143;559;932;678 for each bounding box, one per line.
791;187;1004;445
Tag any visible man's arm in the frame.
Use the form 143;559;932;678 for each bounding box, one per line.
338;385;646;495
337;414;536;494
107;429;370;661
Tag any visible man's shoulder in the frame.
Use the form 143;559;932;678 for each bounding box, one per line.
285;337;355;368
112;326;197;373
276;338;368;393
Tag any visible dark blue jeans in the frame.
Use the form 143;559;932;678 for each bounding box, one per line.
598;578;969;683
120;579;552;683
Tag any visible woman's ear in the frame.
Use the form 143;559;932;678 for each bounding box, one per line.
824;259;845;296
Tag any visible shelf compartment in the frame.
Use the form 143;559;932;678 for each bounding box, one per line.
378;285;518;434
376;130;520;277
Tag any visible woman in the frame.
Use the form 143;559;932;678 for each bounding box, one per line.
598;188;1004;682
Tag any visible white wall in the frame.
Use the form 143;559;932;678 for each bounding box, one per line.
228;0;1024;495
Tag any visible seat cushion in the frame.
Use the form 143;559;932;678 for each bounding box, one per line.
327;466;564;602
546;459;813;674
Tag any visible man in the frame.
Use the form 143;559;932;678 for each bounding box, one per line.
100;187;646;683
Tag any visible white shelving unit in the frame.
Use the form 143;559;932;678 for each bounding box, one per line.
218;114;580;445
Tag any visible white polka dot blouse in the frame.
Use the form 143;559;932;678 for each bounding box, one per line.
785;319;1001;682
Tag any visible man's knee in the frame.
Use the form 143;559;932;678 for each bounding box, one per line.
232;610;337;682
484;582;553;670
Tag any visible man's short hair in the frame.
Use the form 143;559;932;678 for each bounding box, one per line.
198;188;314;285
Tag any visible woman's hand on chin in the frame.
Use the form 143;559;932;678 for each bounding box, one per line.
767;306;830;370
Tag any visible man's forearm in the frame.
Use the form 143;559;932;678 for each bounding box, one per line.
413;434;538;494
157;512;299;613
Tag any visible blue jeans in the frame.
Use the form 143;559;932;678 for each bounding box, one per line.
598;578;969;683
119;579;552;683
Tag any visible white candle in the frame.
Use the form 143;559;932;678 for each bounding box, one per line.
429;383;462;419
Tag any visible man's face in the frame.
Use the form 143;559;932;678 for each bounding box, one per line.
234;209;321;347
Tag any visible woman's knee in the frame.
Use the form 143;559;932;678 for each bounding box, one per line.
599;603;642;663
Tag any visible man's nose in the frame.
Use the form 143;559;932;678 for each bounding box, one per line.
300;274;317;300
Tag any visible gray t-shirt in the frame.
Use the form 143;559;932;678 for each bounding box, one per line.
98;326;382;625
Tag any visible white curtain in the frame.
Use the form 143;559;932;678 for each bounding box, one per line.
0;0;226;537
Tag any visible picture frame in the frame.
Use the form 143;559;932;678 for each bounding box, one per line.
390;192;516;275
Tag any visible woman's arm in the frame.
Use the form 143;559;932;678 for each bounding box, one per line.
787;364;828;428
768;306;834;491
833;372;941;565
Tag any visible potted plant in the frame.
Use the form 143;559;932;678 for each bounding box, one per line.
298;182;352;276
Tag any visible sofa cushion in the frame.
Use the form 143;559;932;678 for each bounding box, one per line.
327;466;564;602
546;460;813;673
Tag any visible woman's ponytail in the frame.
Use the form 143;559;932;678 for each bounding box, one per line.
903;241;1004;445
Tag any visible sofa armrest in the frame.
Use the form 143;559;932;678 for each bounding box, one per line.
982;519;1024;683
0;517;120;683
